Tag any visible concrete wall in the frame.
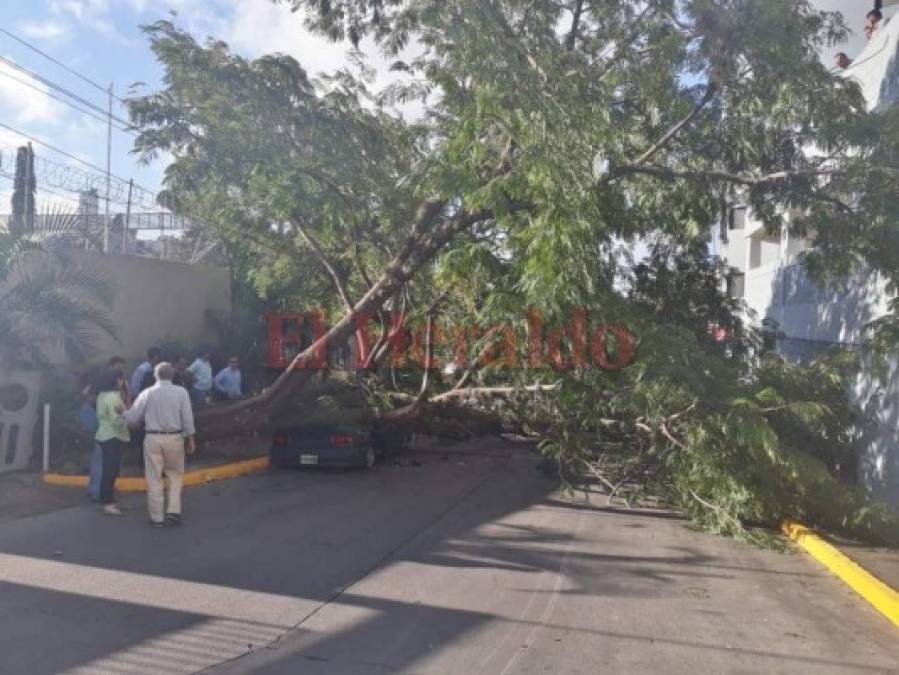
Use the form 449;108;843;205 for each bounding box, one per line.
854;356;899;507
766;265;890;347
763;264;899;507
53;250;232;366
0;251;231;474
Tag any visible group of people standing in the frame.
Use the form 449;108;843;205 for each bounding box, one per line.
80;347;243;527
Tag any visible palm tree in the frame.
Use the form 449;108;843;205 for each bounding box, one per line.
0;208;116;366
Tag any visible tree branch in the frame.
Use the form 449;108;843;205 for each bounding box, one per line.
614;165;855;212
450;325;504;391
595;5;658;80
630;83;716;166
195;203;497;436
417;312;435;401
293;217;355;313
565;0;585;50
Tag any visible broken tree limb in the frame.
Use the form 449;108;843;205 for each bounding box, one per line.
432;384;559;402
195;204;496;438
292;216;373;362
450;326;504;391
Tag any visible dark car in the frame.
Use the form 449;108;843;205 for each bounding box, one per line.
270;424;406;469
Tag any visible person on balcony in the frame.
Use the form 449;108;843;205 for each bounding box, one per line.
865;9;883;41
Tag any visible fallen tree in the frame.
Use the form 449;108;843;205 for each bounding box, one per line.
128;4;899;544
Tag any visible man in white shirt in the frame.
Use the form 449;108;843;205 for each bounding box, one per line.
187;349;213;407
126;362;196;527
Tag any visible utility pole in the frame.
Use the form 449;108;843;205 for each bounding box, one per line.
104;82;113;253
124;178;133;254
25;141;33;231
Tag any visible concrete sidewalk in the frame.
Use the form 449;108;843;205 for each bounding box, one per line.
0;470;86;524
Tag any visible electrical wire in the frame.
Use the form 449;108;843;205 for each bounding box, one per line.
0;27;128;104
0;55;132;128
0;68;136;136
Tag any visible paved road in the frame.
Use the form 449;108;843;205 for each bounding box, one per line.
0;439;896;675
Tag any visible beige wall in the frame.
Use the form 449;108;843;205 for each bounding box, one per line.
63;250;232;365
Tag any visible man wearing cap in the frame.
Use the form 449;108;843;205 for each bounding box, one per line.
126;362;196;527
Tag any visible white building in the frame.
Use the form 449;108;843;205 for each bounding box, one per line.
713;5;899;505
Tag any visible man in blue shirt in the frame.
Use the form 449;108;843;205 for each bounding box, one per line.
129;347;161;397
187;349;213;406
213;357;243;400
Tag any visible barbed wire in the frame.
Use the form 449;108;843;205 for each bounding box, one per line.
0;143;160;210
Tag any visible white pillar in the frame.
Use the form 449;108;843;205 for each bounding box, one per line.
42;403;50;473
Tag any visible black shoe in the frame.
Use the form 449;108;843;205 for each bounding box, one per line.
164;513;183;527
150;520;165;528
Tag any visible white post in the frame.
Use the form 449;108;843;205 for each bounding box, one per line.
42;403;50;473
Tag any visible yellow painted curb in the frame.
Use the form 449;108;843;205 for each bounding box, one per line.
782;520;899;630
42;457;271;493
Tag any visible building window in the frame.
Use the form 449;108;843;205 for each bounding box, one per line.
726;272;745;299
749;230;780;269
729;206;747;231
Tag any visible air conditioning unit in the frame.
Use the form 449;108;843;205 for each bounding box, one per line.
0;371;42;473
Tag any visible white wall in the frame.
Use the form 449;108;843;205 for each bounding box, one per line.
854;356;899;506
766;265;898;506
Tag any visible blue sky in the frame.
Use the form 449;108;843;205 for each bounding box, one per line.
0;0;373;216
0;1;871;218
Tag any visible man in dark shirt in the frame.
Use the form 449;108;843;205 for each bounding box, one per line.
172;355;195;391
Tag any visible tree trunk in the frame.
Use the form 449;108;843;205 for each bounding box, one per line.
195;204;493;438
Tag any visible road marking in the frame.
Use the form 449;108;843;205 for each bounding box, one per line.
782;520;899;630
61;618;275;674
0;552;310;626
498;506;585;675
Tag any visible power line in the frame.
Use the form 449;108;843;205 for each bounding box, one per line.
0;27;127;104
0;119;114;175
0;68;136;136
0;55;132;128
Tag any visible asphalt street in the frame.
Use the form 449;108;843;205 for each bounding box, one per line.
0;438;896;675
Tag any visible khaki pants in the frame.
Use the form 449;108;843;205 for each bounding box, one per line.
143;434;186;523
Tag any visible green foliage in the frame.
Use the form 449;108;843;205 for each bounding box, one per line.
129;20;428;315
0;209;116;366
505;252;898;545
131;1;899;543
